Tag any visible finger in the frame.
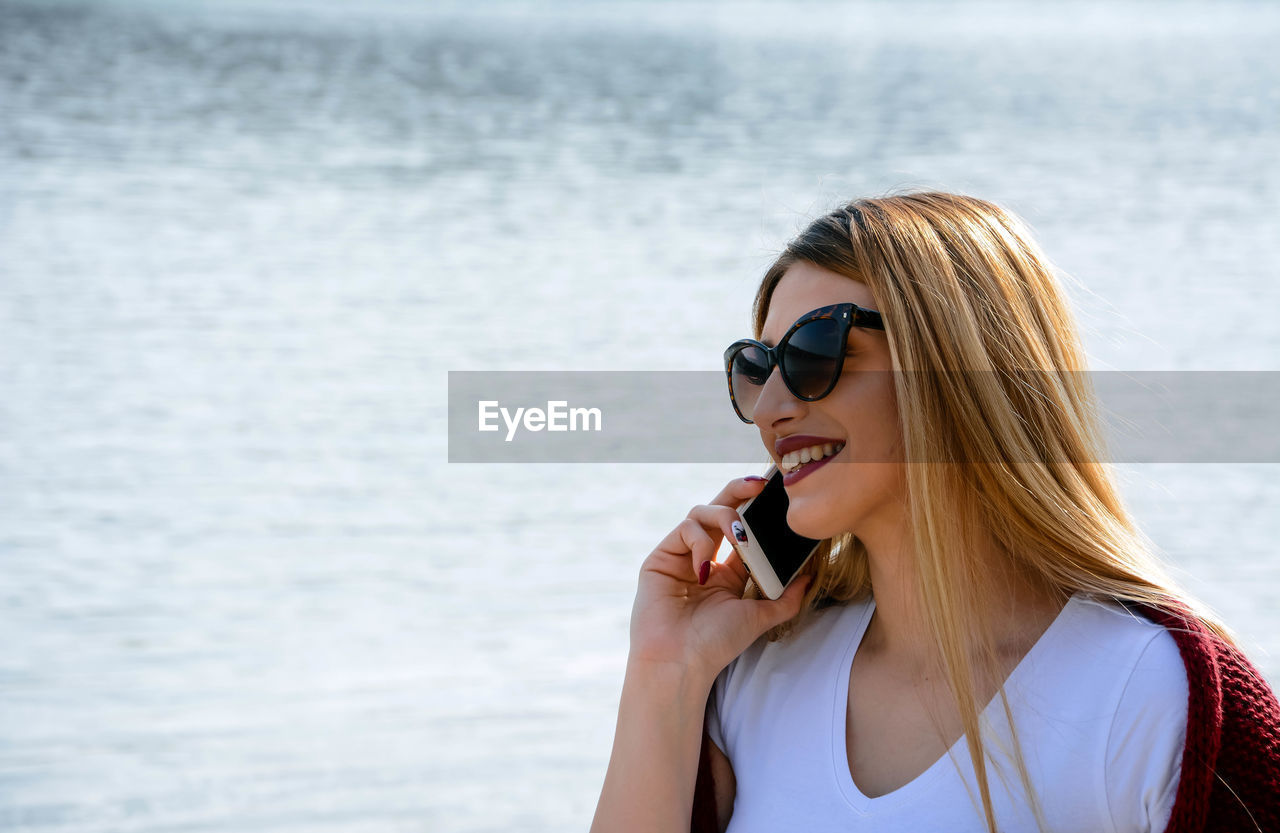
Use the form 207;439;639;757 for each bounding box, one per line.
720;547;751;586
708;474;771;510
683;504;752;568
645;474;770;584
685;502;741;531
700;546;751;595
649;517;719;582
683;504;757;588
750;574;814;630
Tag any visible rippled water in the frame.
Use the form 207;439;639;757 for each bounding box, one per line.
1;1;1278;830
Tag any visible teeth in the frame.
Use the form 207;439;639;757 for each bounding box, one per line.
780;442;845;474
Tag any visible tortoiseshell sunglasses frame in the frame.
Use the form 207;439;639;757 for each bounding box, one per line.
723;302;886;424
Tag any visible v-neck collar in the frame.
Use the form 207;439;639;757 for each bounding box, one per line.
831;592;1083;814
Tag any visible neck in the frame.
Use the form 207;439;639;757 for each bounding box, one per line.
855;513;1063;675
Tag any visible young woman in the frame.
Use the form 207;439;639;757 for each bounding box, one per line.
589;192;1280;833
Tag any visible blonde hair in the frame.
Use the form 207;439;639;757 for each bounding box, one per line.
744;191;1241;833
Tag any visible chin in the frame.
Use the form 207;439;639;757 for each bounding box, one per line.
784;501;848;541
786;484;874;540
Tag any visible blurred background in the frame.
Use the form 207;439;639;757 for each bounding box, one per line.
1;0;1277;830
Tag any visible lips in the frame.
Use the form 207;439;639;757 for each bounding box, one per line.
781;445;842;486
774;434;846;458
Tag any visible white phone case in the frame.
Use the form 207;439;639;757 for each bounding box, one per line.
732;463;820;600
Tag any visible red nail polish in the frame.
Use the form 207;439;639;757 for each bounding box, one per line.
698;561;711;585
744;475;767;482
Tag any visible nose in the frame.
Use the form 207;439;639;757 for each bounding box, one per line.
749;365;807;431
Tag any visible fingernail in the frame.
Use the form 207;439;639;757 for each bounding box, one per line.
731;521;748;543
743;475;767;482
698;561;711;585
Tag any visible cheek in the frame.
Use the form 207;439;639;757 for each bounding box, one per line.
783;372;906;538
832;462;905;515
837;378;902;463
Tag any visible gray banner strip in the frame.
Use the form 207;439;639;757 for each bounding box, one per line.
447;371;1280;463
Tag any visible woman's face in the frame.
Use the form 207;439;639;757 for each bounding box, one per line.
753;261;906;542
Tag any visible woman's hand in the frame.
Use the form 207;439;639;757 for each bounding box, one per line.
628;475;814;682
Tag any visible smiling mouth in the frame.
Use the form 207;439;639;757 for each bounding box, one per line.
778;441;846;474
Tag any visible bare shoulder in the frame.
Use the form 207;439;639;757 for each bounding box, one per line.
708;737;736;832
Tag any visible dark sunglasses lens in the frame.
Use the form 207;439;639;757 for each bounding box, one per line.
729;344;771;420
781;318;844;398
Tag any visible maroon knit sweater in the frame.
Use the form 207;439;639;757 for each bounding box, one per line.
690;599;1280;833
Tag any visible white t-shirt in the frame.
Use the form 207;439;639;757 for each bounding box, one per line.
705;591;1188;833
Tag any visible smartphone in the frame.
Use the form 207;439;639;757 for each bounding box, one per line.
732;464;822;600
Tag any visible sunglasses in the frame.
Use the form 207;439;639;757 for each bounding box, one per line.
723;302;886;424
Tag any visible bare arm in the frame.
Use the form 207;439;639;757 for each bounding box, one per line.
589;659;715;833
589;475;809;833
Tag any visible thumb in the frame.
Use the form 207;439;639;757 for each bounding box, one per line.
753;574;813;630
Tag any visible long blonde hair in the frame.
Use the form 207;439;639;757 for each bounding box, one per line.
746;191;1240;833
